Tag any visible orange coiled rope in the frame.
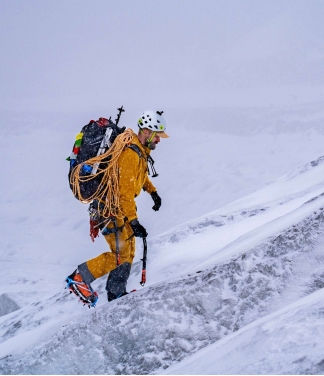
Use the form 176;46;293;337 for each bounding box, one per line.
69;128;135;219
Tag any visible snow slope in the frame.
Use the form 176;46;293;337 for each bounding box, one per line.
1;140;324;373
163;288;324;375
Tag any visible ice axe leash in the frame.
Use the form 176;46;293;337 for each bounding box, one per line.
140;237;148;286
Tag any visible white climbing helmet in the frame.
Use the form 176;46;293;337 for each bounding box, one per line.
138;110;169;138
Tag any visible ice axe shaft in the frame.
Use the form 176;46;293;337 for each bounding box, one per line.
140;237;147;286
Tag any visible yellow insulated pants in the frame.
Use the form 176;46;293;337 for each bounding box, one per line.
78;219;135;282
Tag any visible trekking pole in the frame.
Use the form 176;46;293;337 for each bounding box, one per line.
140;237;147;286
91;126;113;174
91;106;125;174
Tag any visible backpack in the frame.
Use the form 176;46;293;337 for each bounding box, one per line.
67;113;126;201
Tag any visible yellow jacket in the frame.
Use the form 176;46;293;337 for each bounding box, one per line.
118;135;156;221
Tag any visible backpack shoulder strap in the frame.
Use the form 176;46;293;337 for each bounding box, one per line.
127;144;144;159
127;143;158;177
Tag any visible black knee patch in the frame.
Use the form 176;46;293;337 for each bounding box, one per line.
77;262;95;284
106;262;132;299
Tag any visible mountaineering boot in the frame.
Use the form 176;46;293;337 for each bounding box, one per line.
66;270;98;307
107;291;129;302
106;262;132;302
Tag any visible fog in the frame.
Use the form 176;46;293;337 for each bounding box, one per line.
1;0;323;116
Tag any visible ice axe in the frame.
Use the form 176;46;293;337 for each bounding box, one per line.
140;238;148;286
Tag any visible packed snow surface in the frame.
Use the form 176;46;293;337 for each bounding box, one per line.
163;288;324;375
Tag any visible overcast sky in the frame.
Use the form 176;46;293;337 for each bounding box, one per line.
1;0;323;113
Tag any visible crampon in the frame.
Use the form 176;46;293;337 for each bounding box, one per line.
66;270;98;308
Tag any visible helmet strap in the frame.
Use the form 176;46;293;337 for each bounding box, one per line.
148;131;156;143
138;127;157;149
146;131;156;149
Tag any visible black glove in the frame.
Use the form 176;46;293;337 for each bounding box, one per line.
130;219;148;238
151;191;161;211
